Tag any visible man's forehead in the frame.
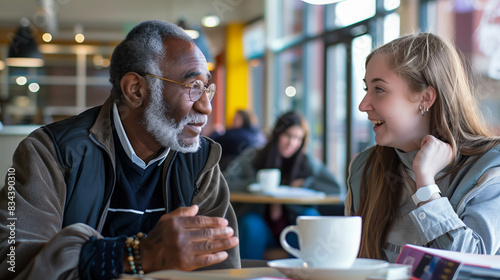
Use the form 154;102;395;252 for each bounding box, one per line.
164;38;194;51
162;40;210;80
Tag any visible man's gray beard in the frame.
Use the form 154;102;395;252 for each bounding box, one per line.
142;79;206;153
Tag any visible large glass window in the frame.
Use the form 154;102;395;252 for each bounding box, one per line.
305;3;325;36
249;57;266;126
326;44;347;188
304;39;325;159
325;0;376;29
279;0;306;38
267;0;403;185
275;46;303;115
351;34;373;158
385;0;400;11
384;13;400;43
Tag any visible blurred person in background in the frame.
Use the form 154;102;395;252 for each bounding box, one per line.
212;109;266;170
224;111;342;259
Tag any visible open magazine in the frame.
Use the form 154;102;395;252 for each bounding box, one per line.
396;244;500;280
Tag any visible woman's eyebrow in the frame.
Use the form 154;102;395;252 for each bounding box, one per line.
368;78;389;84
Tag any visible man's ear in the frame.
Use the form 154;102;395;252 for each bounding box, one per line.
421;86;437;109
120;72;147;108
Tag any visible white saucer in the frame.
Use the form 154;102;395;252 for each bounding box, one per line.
267;258;389;280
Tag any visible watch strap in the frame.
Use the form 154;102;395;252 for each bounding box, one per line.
412;184;441;205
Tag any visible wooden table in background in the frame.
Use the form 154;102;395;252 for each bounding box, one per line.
230;192;342;205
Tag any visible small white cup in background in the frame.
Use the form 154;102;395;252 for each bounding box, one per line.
256;168;281;191
280;216;362;269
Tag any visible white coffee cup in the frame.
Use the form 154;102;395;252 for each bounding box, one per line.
256;168;281;191
280;216;362;268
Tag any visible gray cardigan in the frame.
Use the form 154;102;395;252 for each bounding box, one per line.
346;145;500;262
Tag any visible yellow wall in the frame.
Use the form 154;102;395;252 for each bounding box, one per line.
225;23;248;127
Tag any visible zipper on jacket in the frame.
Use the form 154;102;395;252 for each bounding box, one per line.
89;133;116;233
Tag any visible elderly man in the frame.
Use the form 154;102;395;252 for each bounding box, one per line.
0;20;239;280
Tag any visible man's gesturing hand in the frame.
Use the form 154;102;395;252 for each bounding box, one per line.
139;205;239;272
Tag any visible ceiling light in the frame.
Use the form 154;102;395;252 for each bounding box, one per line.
42;33;52;42
93;54;103;68
29;83;40;93
285;86;297;97
6;18;44;67
74;24;85;43
75;34;85;43
16;76;27;85
102;58;110;68
202;15;220;28
301;0;343;4
184;30;199;39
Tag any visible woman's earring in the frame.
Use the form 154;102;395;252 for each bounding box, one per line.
419;106;425;116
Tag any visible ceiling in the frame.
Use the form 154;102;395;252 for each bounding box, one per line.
0;0;265;45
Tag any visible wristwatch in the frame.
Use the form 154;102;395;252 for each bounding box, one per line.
412;184;441;205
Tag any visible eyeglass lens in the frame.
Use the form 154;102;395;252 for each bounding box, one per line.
190;80;216;102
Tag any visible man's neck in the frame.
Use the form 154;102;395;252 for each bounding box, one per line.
116;104;162;164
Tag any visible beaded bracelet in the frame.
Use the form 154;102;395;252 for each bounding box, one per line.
125;232;146;275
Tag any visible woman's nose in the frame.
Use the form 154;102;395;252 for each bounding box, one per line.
358;93;371;112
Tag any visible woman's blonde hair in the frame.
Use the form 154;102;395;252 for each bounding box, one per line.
356;33;500;259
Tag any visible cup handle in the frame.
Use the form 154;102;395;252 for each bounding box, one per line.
280;225;301;259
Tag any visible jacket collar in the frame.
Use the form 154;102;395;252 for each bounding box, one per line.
89;97;115;158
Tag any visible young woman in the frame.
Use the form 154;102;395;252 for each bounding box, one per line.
346;33;500;262
224;111;341;259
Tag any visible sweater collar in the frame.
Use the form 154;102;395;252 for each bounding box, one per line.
395;148;419;171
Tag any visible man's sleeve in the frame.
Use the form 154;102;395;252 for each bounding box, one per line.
191;142;241;270
0;129;96;279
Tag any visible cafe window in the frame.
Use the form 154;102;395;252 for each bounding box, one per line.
326;44;347;186
278;0;306;38
275;46;303;115
350;34;373;157
304;39;325;160
326;0;376;30
0;44;113;125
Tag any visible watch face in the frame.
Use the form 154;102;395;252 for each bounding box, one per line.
414;184;440;204
417;187;432;201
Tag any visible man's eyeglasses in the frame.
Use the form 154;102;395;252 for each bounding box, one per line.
145;73;216;102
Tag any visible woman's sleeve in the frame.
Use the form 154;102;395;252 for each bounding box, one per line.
410;167;500;254
301;155;343;195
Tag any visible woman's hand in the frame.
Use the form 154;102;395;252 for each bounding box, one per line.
290;178;304;187
413;135;454;187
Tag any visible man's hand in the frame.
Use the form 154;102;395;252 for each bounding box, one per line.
139;205;239;272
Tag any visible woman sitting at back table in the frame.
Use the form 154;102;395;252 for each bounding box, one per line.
224;111;342;259
346;32;500;262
